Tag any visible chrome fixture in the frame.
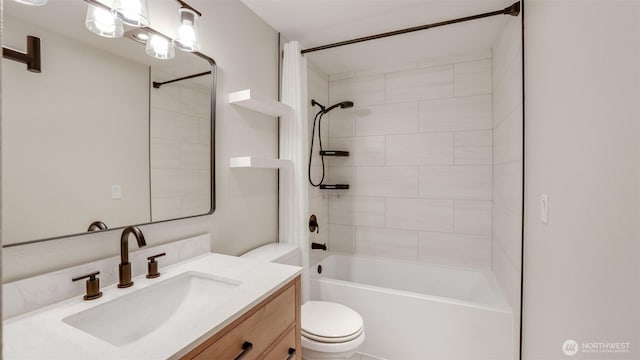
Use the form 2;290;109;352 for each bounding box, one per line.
72;271;103;300
118;226;147;288
87;220;108;232
146;252;166;279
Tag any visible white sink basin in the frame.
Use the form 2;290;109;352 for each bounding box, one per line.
62;271;241;346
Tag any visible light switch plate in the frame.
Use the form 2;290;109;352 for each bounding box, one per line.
112;185;122;200
540;194;549;224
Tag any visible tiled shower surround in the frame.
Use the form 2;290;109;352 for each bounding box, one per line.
325;50;495;271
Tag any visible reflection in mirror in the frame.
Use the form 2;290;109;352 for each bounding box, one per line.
2;0;215;246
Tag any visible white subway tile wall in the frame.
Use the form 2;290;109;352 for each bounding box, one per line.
454;130;492;165
386;132;454;166
328;136;386;167
326;50;494;270
330;75;385;106
355;227;419;261
355;102;418;136
386;65;454;103
150;72;211;221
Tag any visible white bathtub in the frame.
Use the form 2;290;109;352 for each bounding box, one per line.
310;254;513;360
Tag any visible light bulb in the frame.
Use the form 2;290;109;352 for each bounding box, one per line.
86;4;124;38
145;34;175;60
112;0;150;27
172;8;200;52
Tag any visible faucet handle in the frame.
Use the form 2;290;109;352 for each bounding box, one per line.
146;252;166;279
72;271;103;300
87;220;108;232
309;215;319;234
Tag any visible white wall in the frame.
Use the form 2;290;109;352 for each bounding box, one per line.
325;51;494;271
2;0;280;281
492;9;523;359
524;1;640;359
2;15;150;244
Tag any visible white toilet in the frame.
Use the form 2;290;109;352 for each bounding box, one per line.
241;243;365;360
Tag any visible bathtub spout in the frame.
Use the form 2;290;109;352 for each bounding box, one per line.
311;242;327;251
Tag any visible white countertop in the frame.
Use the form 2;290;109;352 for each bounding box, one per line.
3;253;302;360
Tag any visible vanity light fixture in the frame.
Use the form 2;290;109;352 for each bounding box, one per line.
132;32;149;43
81;0;202;60
145;33;175;60
172;3;201;52
111;0;150;28
12;0;47;6
85;3;124;38
126;28;150;44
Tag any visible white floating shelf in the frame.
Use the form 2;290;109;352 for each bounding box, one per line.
229;156;292;169
228;89;292;117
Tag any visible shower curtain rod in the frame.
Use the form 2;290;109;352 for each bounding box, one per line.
300;1;520;54
152;71;212;88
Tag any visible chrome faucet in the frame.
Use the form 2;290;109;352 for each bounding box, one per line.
118;226;147;288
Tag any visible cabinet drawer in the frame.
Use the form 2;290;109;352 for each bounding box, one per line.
263;328;298;360
190;283;296;360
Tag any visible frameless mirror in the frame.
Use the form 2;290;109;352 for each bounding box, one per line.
2;0;215;246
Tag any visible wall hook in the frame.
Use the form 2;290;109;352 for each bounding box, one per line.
3;35;41;73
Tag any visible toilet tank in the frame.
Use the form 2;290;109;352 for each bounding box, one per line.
240;243;301;266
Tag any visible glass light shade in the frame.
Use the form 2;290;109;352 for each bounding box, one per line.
111;0;149;27
172;8;200;52
145;34;175;60
12;0;47;6
85;4;124;38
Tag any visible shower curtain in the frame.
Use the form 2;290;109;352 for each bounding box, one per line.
280;41;310;302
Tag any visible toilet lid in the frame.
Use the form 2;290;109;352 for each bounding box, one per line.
301;301;364;343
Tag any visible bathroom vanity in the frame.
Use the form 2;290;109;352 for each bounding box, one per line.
181;277;300;360
3;251;301;359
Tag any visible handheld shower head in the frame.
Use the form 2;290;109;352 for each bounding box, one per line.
311;100;354;114
339;101;354;109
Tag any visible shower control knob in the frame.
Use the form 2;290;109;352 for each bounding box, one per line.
309;215;319;233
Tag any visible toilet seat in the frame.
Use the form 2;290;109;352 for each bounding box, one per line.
302;327;364;343
301;301;364;344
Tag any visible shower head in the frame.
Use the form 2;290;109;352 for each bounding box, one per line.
311;99;354;114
